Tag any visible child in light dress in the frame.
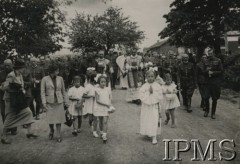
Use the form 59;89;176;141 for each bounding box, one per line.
82;72;96;130
93;75;114;143
68;76;86;136
139;70;163;145
162;73;180;128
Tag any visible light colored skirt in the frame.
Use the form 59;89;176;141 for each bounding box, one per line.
46;103;65;124
140;103;161;137
68;101;82;116
93;104;109;117
82;98;94;115
4;100;34;129
162;95;180;110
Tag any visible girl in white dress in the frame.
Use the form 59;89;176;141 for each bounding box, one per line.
162;73;180;128
93;75;113;143
139;70;163;145
83;72;96;129
68;76;86;136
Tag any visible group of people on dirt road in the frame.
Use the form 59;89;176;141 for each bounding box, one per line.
0;46;223;145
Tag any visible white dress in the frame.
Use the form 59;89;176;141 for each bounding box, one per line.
116;55;129;88
139;82;163;137
162;82;180;110
82;84;95;115
93;87;111;117
68;86;86;116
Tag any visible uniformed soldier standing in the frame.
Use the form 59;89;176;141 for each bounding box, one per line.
177;54;197;113
203;48;223;119
196;55;207;110
29;57;45;120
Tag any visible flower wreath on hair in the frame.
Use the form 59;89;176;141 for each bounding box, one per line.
94;73;107;82
148;66;158;72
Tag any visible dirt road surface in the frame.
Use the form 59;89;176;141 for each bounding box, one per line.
0;89;239;164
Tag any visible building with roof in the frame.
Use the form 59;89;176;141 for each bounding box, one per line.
145;39;177;55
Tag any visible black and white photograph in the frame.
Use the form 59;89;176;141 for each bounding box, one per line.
0;0;239;163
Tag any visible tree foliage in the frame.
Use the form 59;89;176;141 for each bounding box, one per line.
0;0;68;59
69;7;145;54
159;0;240;56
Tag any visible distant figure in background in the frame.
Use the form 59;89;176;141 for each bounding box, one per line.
111;51;119;89
116;52;128;90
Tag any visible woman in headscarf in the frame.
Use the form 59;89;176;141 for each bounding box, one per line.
1;59;37;144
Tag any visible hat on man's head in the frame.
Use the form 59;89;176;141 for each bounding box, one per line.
14;59;25;69
4;59;12;65
30;57;38;62
182;54;189;58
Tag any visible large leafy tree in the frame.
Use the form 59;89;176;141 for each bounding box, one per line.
0;0;69;60
159;0;240;56
69;7;145;54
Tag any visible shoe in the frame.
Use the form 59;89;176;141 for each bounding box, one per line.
72;131;78;136
49;131;54;140
1;138;11;144
136;99;141;105
204;112;208;117
102;133;107;143
187;109;192;113
164;120;169;125
152;136;157;145
26;134;38;139
171;124;176;128
77;129;81;133
56;137;62;143
211;114;216;119
23;125;28;129
35;115;40;120
93;131;99;138
11;130;17;135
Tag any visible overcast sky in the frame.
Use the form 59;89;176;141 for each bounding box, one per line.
59;0;173;54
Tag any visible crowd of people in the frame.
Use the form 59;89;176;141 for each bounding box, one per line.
0;46;223;145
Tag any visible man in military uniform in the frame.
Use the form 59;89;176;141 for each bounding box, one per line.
111;51;119;89
203;48;223;119
29;57;45;120
196;55;208;110
177;54;197;113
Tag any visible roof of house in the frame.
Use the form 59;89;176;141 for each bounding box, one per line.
227;31;240;36
148;40;169;50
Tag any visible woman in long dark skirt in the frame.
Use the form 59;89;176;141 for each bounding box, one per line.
1;59;38;144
